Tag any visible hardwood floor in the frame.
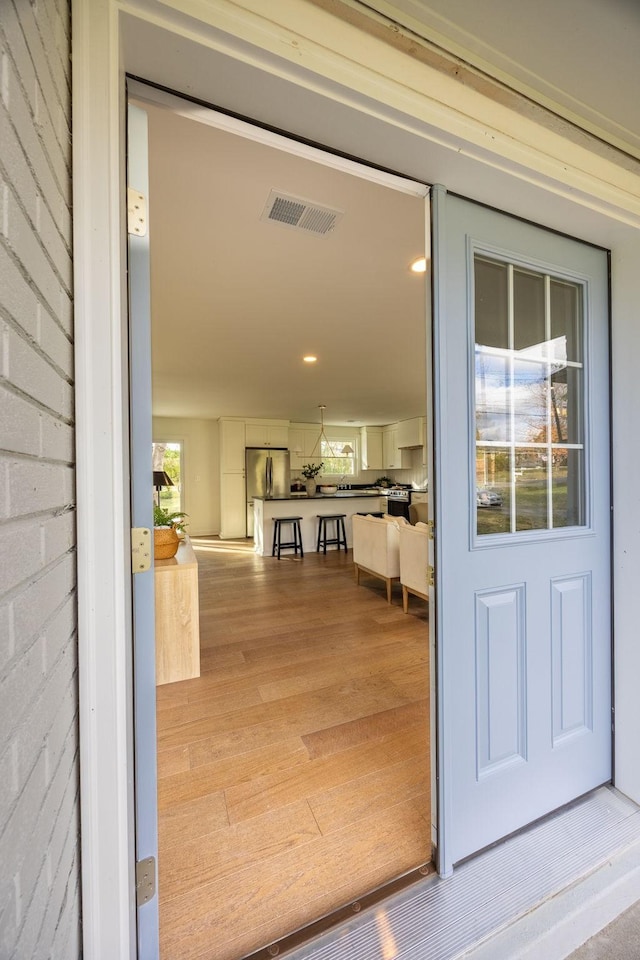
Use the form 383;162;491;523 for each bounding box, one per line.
156;536;431;960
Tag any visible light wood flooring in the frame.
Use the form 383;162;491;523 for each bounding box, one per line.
156;537;431;960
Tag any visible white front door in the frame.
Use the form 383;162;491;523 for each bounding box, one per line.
432;187;611;873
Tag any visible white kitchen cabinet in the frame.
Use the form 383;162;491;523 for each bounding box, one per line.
397;416;425;449
382;425;411;470
219;418;246;472
219;418;246;538
245;421;289;447
360;426;383;470
219;472;246;539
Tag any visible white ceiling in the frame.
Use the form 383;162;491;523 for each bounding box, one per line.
147;103;428;427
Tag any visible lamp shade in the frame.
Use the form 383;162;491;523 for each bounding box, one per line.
153;470;174;488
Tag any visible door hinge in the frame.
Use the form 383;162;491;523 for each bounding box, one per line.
136;856;156;906
427;519;435;540
127;187;147;236
427;564;435;588
131;527;152;573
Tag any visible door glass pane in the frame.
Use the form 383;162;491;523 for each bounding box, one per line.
550;279;582;363
515;450;548;530
477;447;511;534
474;255;586;536
553;448;585;527
514;269;545;352
513;359;547;443
476;351;510;442
475;257;508;349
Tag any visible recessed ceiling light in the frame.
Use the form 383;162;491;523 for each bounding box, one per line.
303;355;317;363
410;256;427;273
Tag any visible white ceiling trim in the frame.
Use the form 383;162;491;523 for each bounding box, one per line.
128;80;430;198
345;0;640;161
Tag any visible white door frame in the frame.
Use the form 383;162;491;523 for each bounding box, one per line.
72;2;640;957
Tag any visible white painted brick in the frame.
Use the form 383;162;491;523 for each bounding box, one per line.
46;751;79;876
37;195;72;291
0;738;18;822
0;751;47;907
41;510;75;567
0;50;70;222
15;736;77;913
0;243;40;339
41;596;75;675
15;1;70;149
5;324;72;416
7;457;74;518
0;100;39;223
0;519;43;597
8;646;72;772
38;306;73;378
4;191;72;319
9;552;74;644
51;870;80;960
40;411;74;462
0;384;41;456
15;858;50;960
0;893;19;959
35;820;79;960
0;635;45;743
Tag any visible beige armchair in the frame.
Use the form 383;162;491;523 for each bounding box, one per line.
352;514;406;603
409;501;429;525
399;521;430;613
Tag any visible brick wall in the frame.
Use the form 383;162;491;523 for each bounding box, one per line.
0;0;80;956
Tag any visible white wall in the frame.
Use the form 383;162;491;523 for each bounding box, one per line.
152;417;219;534
0;0;80;956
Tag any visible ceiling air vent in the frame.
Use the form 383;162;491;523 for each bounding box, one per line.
260;190;343;237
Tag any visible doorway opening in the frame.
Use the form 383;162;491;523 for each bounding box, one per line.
137;90;435;958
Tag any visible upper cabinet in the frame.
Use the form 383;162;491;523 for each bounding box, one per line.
382;425;412;470
360;426;383;471
397;416;426;449
245;420;290;448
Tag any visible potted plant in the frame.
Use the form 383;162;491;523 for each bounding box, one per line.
153;506;188;560
301;462;324;497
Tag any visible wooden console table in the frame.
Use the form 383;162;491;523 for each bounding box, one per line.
154;536;200;685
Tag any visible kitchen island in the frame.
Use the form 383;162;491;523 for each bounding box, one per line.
253;493;386;556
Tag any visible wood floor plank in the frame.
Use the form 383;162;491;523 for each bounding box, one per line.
159;789;229;847
160;797;431;960
302;699;428;760
158;737;309;811
307;755;429;835
225;723;426;826
157;542;431;960
157;743;190;780
159;799;321;902
164;674;414;754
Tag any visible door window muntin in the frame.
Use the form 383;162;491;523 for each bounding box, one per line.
468;241;592;547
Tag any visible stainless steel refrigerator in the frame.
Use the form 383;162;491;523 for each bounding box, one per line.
245;447;290;537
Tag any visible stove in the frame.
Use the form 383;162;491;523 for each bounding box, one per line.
381;485;412;519
384;486;411;502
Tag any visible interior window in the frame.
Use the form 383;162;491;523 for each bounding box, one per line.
474;256;585;536
152;440;183;511
320;437;356;476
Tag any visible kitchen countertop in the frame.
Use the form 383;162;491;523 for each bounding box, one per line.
254;491;382;501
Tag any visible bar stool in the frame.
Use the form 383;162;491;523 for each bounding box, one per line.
272;517;304;559
316;514;347;554
356;511;384;518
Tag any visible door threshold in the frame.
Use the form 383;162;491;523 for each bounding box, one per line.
257;786;640;960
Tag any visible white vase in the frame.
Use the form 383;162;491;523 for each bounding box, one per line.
305;479;317;497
